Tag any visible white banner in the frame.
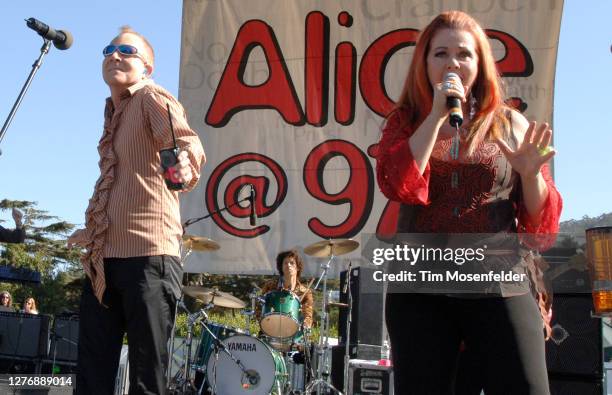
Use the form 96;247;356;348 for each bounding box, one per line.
179;0;563;276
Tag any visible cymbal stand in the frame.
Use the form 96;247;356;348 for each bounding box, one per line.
343;264;353;395
166;299;210;394
305;254;343;395
243;287;263;335
167;297;185;388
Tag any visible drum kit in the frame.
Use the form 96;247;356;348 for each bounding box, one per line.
167;235;359;395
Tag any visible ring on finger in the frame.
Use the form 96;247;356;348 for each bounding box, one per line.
538;146;553;156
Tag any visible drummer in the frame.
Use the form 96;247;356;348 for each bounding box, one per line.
260;249;314;330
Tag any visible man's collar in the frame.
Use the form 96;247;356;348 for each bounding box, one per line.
124;78;152;97
106;79;153;107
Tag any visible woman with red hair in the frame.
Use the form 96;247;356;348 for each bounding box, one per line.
375;10;561;394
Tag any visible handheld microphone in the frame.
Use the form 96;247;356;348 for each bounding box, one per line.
25;18;73;50
343;261;352;294
249;184;257;226
445;72;463;128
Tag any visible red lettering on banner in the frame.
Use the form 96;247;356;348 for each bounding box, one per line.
485;29;534;77
205;20;305;127
205;15;536;128
206;153;288;238
359;29;420;118
305;11;330;126
334;42;357;125
303;139;374;238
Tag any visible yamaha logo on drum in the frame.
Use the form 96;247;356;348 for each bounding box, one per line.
228;341;257;352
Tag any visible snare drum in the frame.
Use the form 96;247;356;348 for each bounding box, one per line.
261;290;301;338
206;335;287;395
261;330;305;353
195;322;243;368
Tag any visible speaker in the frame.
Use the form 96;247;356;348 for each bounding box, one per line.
542;247;591;293
49;315;79;363
331;344;382;392
348;359;394;395
548;375;603;395
545;294;602;378
0;312;50;358
339;267;384;346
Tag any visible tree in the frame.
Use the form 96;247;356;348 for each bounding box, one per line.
0;199;83;314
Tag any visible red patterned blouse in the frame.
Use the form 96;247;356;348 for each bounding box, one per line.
374;109;562;250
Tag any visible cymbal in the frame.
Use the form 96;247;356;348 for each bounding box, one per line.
182;235;220;252
303;239;359;257
182;286;246;309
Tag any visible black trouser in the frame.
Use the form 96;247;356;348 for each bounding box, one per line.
386;293;550;395
76;256;182;395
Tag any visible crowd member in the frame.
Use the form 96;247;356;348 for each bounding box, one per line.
21;297;39;314
0;208;25;243
0;291;14;312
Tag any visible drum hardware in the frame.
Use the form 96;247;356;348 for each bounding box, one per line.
169;300;213;394
303;239;359;258
181;234;220;263
243;287;265;336
342;261;353;395
303;238;358;395
183;286;246;309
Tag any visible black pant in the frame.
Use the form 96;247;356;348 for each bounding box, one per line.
76;256;182;395
386;293;550;395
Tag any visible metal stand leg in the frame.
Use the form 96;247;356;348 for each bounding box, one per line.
304;255;343;395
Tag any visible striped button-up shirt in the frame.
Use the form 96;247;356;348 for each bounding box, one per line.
82;80;205;303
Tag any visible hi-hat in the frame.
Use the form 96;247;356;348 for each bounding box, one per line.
182;235;220;252
303;239;359;257
182;286;246;309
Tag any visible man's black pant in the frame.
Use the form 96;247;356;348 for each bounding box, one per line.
386;293;550;395
76;256;182;395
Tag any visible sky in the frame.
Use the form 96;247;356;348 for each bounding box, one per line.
0;1;610;228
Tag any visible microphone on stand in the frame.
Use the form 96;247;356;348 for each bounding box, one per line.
25;18;73;50
249;184;257;226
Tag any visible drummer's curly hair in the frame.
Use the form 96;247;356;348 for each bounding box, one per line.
276;249;304;279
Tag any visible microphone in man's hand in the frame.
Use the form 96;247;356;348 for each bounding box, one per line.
249;184;257;226
445;72;463;128
25;18;73;50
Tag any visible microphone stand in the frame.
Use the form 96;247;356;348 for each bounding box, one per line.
0;39;52;153
182;185;252;229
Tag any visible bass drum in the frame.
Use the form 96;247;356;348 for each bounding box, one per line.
194;322;243;369
206;335;287;395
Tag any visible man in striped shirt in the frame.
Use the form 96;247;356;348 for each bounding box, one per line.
69;26;205;395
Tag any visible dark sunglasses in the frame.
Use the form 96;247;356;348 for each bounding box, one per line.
103;44;145;60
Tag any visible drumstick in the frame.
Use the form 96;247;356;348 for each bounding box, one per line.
299;278;315;302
